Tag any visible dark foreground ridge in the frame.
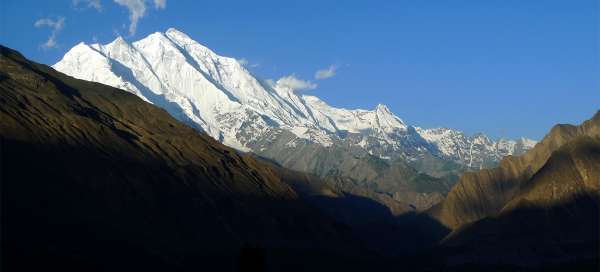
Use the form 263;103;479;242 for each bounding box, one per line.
0;45;347;271
0;45;446;271
1;45;598;271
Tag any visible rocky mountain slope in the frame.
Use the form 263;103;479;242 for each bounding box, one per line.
52;28;535;177
430;111;600;229
424;111;600;270
1;45;400;271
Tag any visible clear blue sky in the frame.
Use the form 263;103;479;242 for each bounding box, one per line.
1;0;598;140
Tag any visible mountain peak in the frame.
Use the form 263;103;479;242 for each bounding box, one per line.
375;103;391;112
114;35;125;42
374;103;406;130
107;36;128;47
53;29;536;169
163;27;217;58
58;41;99;62
164;27;196;44
132;31;177;54
147;31;168;40
166;27;185;36
67;41;89;52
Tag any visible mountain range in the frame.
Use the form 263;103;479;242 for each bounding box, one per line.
54;34;531;161
50;28;537;210
1;44;597;271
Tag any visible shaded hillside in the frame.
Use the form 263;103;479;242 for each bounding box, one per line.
416;113;600;271
0;45;368;271
257;158;413;216
252;158;451;256
438;136;599;269
253;138;455;210
430;111;600;229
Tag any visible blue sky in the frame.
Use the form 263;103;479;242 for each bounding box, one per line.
1;0;598;140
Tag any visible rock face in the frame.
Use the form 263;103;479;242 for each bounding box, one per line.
51;29;536;208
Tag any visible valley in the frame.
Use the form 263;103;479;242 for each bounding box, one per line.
51;29;537;211
1;44;597;271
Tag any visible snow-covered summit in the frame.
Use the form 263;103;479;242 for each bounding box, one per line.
53;28;535;168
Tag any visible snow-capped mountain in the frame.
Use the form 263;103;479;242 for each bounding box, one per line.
416;128;537;168
53;28;536;170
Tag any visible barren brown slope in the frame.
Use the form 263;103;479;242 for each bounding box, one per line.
438;136;599;268
0;45;362;271
503;136;600;209
429;111;600;229
0;45;296;199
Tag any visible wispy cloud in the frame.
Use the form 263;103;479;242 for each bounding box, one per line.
114;0;167;36
73;0;102;11
114;0;146;36
274;75;317;92
153;0;166;9
265;79;276;88
315;65;337;80
237;58;249;66
34;17;66;49
237;58;260;68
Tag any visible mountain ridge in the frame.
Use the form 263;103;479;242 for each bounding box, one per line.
3;42;596;271
53;28;536;170
1;44;381;271
429;110;600;228
434;130;599;268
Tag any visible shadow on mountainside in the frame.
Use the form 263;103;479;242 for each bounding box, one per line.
0;137;355;272
0;137;449;272
438;193;600;270
399;194;599;272
307;194;451;256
